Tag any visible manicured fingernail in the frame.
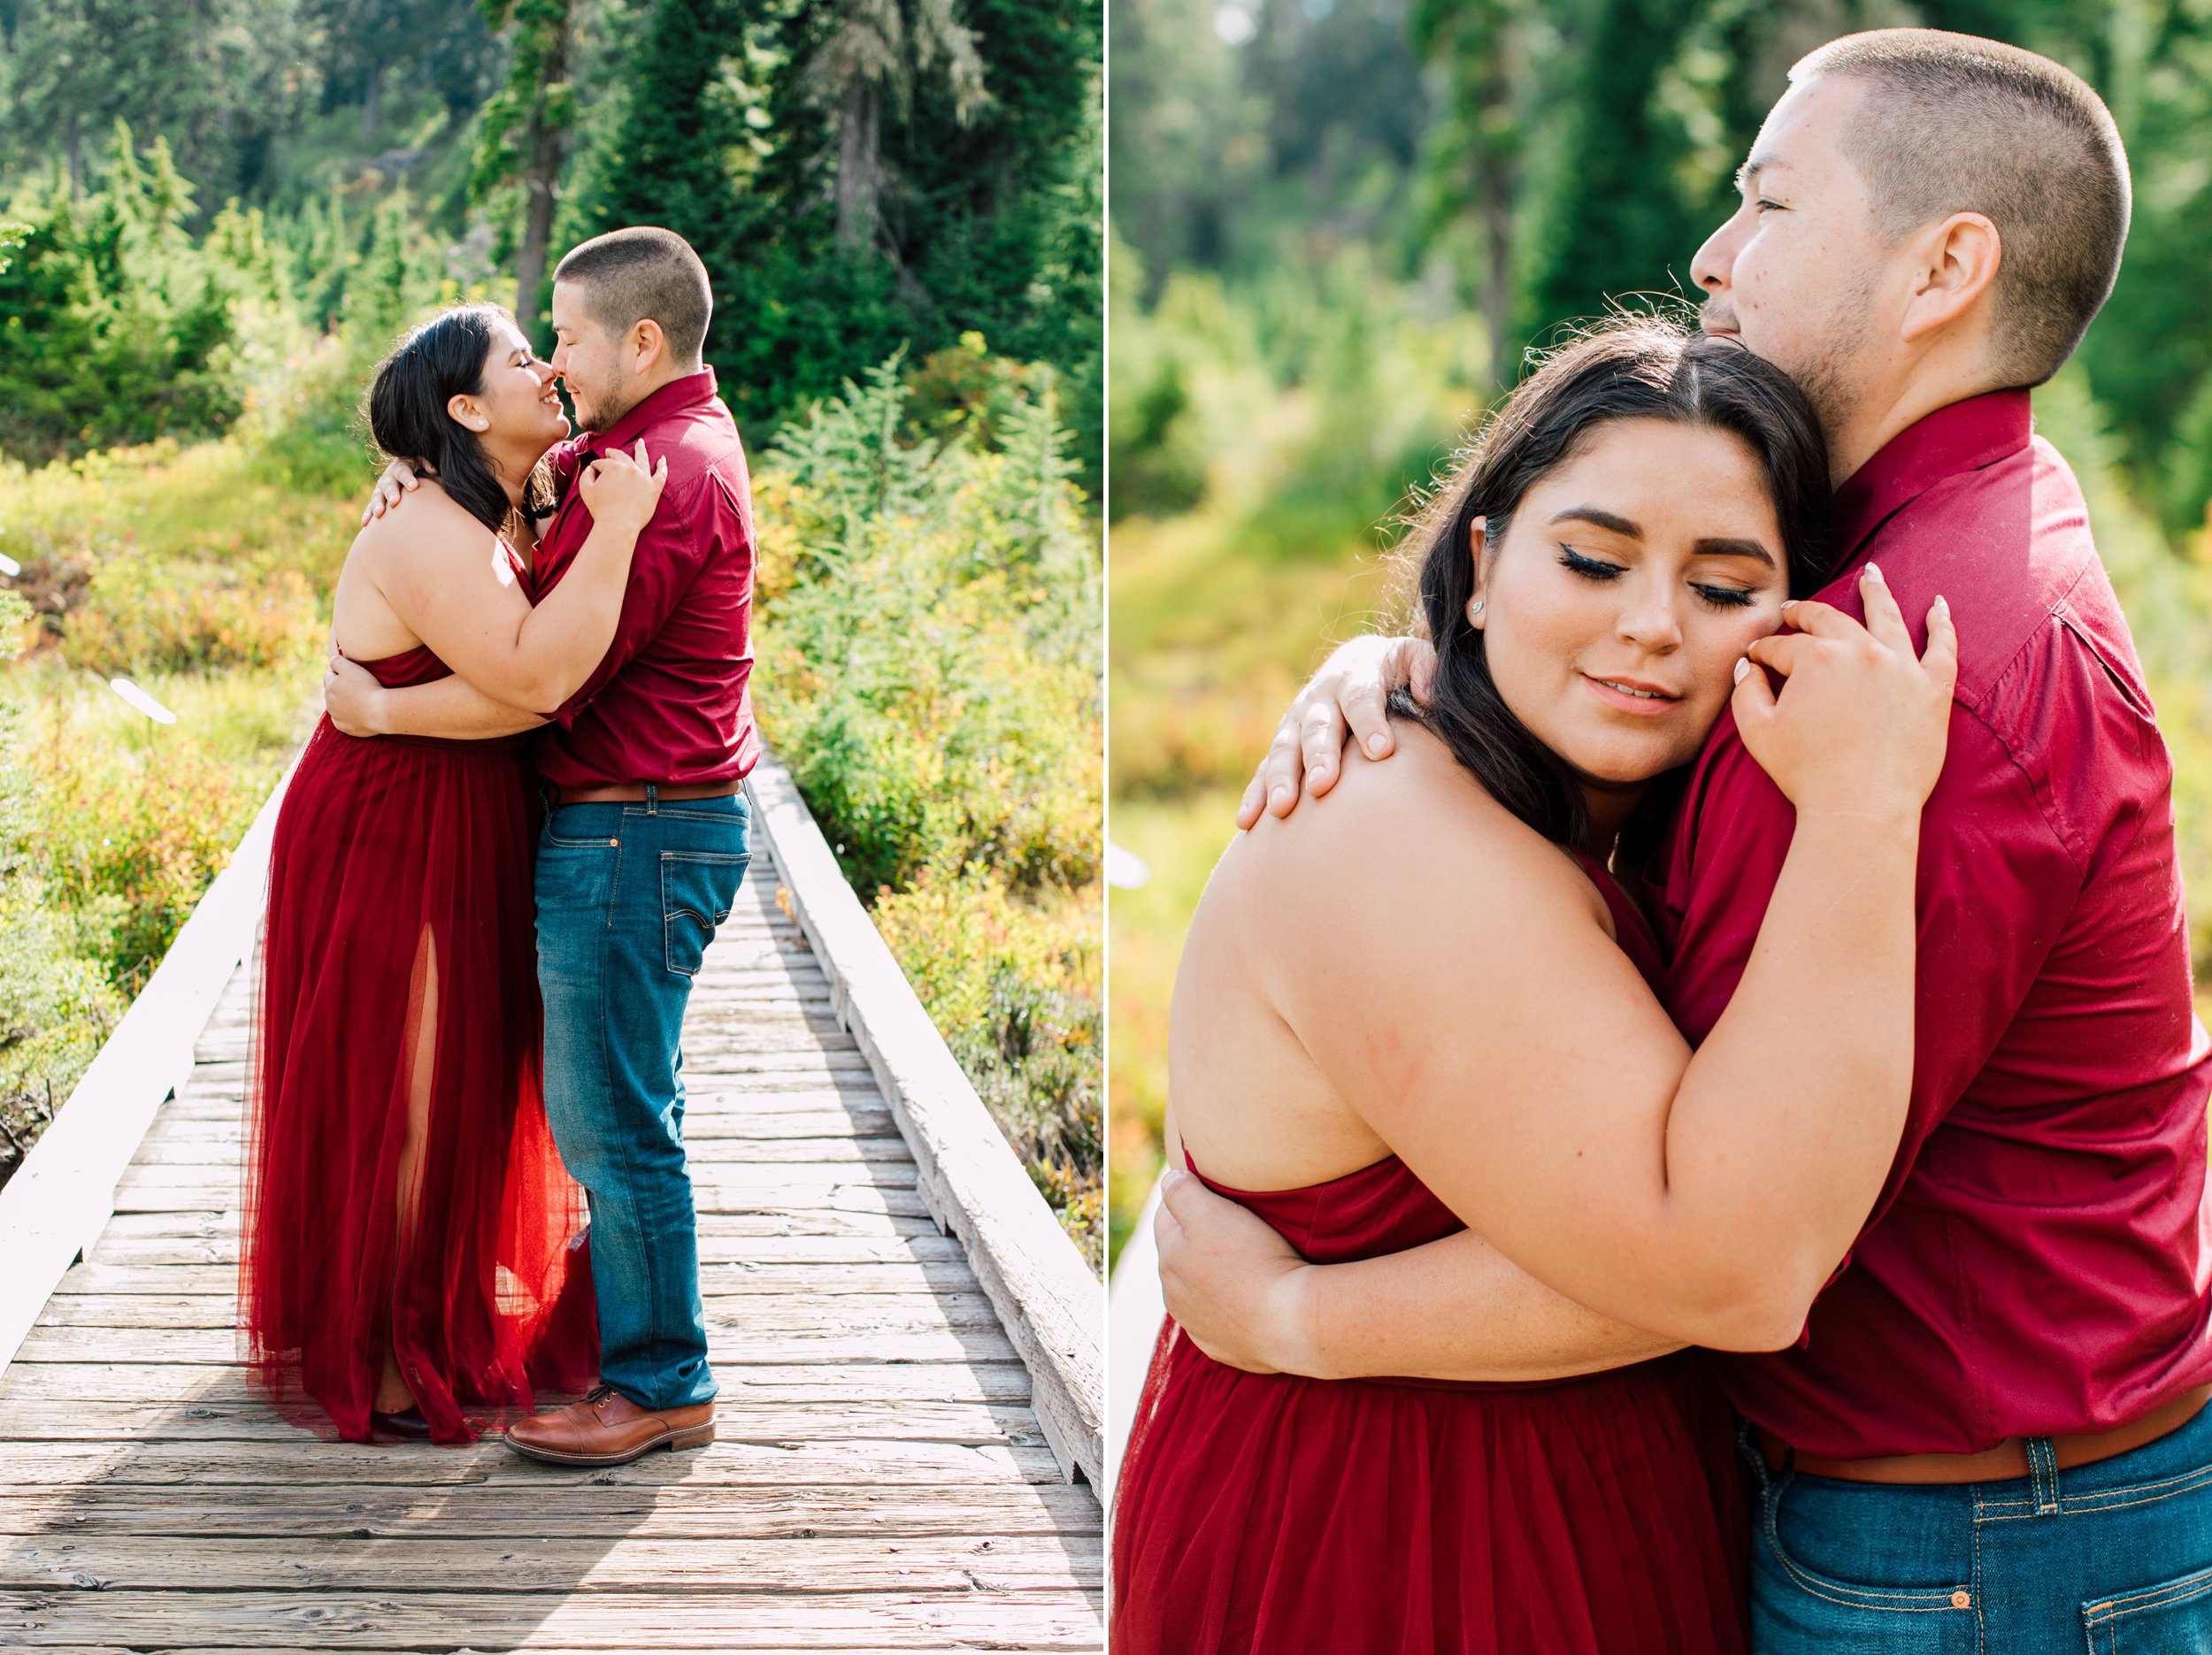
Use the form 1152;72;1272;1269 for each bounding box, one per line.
1733;657;1751;684
1365;735;1386;757
1271;785;1291;808
1780;599;1797;610
1932;594;1949;615
1864;561;1884;580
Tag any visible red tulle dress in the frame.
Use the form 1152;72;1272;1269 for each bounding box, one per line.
1111;857;1748;1654
241;636;597;1444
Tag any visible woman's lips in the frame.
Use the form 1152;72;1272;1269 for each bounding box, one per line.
1582;673;1683;716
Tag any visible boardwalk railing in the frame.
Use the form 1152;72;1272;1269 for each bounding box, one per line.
745;752;1105;1489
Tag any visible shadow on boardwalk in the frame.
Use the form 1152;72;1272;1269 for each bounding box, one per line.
0;842;1104;1651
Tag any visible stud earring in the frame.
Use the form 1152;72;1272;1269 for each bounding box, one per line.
1466;596;1486;624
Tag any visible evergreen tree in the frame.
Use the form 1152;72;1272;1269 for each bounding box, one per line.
474;0;586;338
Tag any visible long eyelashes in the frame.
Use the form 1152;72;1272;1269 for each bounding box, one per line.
1556;546;1759;610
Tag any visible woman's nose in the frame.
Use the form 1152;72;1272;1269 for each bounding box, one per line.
1618;583;1683;651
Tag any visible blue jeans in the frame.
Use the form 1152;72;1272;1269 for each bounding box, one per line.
1741;1403;2212;1651
534;789;750;1412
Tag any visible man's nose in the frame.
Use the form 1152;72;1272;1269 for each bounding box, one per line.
1689;211;1741;295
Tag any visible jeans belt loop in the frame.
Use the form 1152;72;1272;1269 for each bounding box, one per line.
645;782;658;816
2026;1436;2061;1513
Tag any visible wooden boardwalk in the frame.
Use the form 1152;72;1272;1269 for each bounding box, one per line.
0;839;1104;1651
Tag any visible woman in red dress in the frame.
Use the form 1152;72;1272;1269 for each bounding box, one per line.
242;304;665;1444
1110;323;1959;1651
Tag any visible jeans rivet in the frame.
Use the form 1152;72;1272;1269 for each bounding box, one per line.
1949;1590;1971;1610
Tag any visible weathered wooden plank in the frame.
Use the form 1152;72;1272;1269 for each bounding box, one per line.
35;1296;1009;1337
85;1207;953;1244
0;1534;1099;1594
0;1398;1045;1448
60;1262;984;1299
0;1363;1033;1409
0;1482;1100;1541
0;1437;1064;1489
127;1135;920;1170
0;1590;1104;1649
82;1232;971;1269
8;1326;1021;1368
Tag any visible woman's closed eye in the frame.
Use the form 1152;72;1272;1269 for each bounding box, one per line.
1691;582;1758;609
1558;545;1626;581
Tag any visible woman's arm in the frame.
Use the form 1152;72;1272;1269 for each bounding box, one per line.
1257;569;1955;1353
1156;1168;1680;1380
324;653;546;739
365;441;664;715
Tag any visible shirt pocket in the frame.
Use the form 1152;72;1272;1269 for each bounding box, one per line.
662;850;749;977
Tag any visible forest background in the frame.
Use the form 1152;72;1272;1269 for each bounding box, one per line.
0;0;1105;1268
1108;0;2212;1265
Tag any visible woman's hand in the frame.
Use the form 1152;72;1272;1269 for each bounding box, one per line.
1734;563;1958;819
1154;1168;1312;1375
324;650;389;737
577;438;668;536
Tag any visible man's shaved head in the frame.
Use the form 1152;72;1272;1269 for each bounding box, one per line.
552;226;713;367
1792;29;2129;389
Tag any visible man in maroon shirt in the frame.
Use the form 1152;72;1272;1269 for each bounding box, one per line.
1154;30;2212;1646
332;228;756;1467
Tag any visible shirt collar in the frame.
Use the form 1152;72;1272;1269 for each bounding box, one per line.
584;366;719;455
1831;388;2034;564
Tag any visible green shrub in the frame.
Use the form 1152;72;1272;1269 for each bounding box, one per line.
0;592;123;1186
754;353;1104;1270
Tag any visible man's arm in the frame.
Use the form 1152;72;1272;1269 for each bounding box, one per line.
1235;634;1435;828
1156;1168;1680;1381
325;654;545;739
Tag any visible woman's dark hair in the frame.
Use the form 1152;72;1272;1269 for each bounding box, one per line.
366;303;555;535
1391;316;1835;859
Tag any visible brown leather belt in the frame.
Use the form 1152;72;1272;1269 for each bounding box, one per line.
1758;1383;2212;1485
548;780;741;806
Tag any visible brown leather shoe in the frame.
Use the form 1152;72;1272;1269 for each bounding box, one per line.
503;1384;716;1467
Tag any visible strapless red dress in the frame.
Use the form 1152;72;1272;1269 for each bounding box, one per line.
241;641;596;1443
1111;859;1747;1653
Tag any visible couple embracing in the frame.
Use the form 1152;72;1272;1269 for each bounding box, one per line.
240;226;758;1468
1116;29;2212;1654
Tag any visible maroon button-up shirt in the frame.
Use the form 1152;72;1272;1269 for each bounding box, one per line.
532;368;758;788
1656;390;2212;1459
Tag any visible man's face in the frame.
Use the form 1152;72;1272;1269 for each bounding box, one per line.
1690;74;1893;434
548;281;629;433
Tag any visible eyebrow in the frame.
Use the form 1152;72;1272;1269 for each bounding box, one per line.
1548;507;1776;568
1734;152;1792;191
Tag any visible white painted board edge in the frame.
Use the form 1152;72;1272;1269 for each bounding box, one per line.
0;761;293;1374
1105;1174;1166;1501
745;748;1105;1489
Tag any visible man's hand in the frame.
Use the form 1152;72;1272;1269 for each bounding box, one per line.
324;651;389;736
360;457;423;526
1154;1167;1315;1375
1235;634;1438;829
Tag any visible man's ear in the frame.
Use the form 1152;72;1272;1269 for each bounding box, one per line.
630;318;668;373
1900;212;2001;347
447;392;489;433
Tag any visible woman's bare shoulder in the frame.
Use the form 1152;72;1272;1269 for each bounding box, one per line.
1222;719;1606;946
349;479;492;562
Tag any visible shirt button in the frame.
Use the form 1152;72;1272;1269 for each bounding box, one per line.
1950;1590;1971;1610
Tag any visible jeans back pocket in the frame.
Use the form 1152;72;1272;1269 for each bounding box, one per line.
662;850;749;977
2083;1564;2212;1653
